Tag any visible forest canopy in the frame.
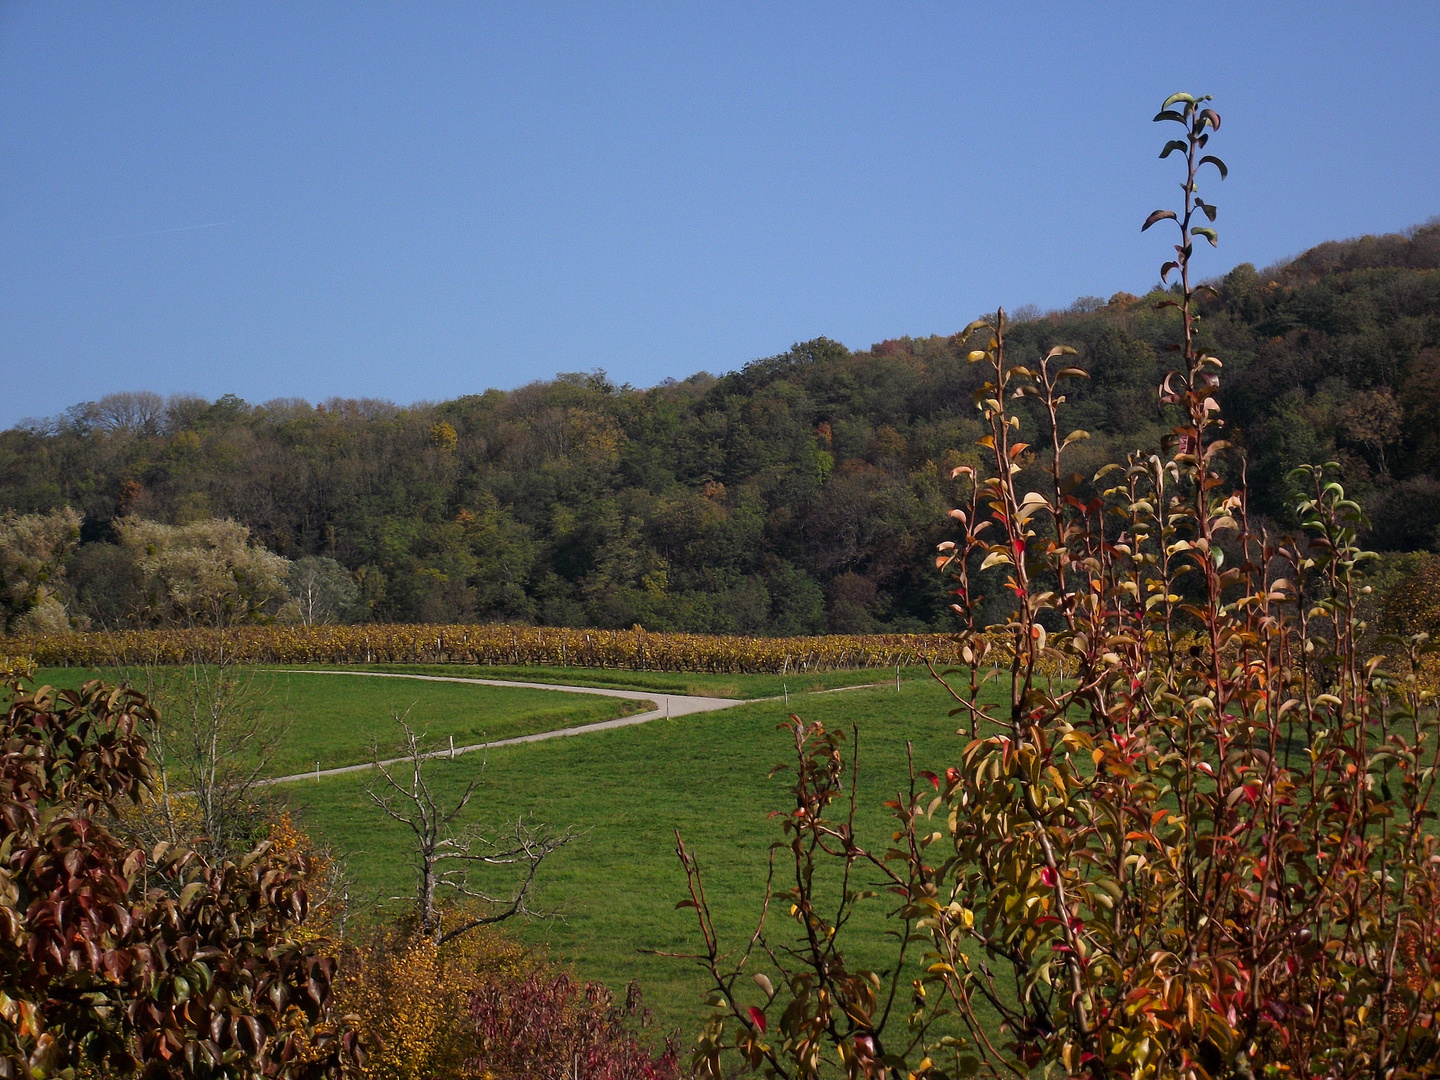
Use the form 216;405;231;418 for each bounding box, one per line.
3;220;1438;635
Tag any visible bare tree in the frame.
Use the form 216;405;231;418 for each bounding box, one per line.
94;390;166;435
288;555;358;625
127;654;289;863
366;717;576;945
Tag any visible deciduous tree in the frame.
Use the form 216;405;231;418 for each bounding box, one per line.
0;678;358;1079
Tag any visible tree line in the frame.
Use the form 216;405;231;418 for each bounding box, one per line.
2;218;1437;635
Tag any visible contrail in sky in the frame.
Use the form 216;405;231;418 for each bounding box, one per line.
105;219;236;240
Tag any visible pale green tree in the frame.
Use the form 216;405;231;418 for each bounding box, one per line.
0;506;85;633
115;516;291;628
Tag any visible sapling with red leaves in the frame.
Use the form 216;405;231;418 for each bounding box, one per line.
673;94;1440;1080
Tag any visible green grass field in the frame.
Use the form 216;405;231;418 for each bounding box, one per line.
33;662;997;1035
34;666;645;777
280;673;997;1033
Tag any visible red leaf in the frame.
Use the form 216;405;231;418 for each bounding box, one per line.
1039;867;1057;887
748;1006;767;1033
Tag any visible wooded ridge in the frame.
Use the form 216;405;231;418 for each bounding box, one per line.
4;220;1437;635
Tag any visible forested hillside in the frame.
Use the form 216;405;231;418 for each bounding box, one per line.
4;221;1438;634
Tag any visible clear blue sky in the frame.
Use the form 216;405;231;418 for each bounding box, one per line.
3;2;1437;427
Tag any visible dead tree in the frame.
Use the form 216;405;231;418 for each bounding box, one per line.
367;716;576;945
122;646;288;863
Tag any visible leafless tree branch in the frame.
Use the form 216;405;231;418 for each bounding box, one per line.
365;714;576;945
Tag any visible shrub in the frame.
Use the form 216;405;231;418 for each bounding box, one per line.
334;921;525;1080
333;919;681;1080
0;678;358;1079
469;971;682;1080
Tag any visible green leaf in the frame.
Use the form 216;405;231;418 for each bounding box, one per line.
1093;877;1124;901
1152;109;1186;124
1159;140;1188;159
1199;154;1228;179
1192;227;1218;246
1142;209;1177;232
1196;199;1218;222
1162;92;1196;109
978;550;1013;571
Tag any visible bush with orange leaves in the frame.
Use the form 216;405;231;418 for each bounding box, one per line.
332;916;682;1080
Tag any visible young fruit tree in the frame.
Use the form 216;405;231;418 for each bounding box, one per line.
673;94;1440;1079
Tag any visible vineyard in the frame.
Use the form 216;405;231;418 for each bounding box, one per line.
6;622;1027;675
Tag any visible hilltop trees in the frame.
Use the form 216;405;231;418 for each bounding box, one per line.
3;210;1437;636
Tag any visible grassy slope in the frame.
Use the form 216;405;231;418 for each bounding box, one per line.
33;667;642;777
284;673;1000;1033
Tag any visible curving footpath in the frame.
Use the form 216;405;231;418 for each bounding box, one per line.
261;669;749;786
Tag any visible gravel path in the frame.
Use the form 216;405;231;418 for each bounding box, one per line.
261;669;749;786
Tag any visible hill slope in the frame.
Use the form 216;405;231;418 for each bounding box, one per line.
3;221;1438;634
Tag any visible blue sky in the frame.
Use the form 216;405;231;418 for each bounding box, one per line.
2;2;1437;427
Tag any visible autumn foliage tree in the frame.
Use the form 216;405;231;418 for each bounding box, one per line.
675;95;1440;1079
0;678;358;1079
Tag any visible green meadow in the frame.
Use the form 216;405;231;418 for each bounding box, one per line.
34;666;642;777
35;663;999;1034
282;661;920;700
282;673;995;1033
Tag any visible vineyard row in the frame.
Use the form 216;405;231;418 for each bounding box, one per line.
1;623;1058;675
